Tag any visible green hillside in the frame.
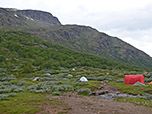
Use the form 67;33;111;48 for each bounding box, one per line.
25;25;152;69
0;31;143;77
1;8;152;114
0;7;152;70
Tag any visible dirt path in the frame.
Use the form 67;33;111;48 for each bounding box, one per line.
37;92;152;114
61;93;152;114
93;82;120;95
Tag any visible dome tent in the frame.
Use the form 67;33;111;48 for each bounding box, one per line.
125;75;144;84
45;73;51;76
80;77;88;82
72;68;75;71
133;81;145;86
33;77;40;81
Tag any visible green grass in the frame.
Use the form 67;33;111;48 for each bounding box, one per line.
114;97;152;107
108;81;152;95
49;97;69;114
0;30;146;76
83;80;102;91
0;92;48;114
49;98;65;108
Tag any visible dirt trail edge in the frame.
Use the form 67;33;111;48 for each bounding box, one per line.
37;92;152;114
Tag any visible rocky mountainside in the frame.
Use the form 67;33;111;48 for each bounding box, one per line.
0;8;61;28
27;25;152;68
0;7;152;69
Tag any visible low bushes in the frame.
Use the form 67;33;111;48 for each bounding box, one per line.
0;93;16;100
145;78;152;83
76;82;89;86
144;93;152;100
87;75;116;81
0;76;16;81
27;81;74;93
87;77;104;81
0;77;25;100
77;88;91;95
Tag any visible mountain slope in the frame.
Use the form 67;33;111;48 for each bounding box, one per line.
0;7;152;70
0;8;61;28
26;25;152;69
0;31;142;76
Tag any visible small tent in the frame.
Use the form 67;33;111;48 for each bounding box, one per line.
45;73;51;76
125;75;144;84
33;77;40;81
80;77;88;82
72;68;75;71
149;81;152;85
133;81;145;86
106;72;109;75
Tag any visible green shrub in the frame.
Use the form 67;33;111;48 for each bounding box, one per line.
0;81;25;94
0;56;5;63
77;88;91;95
87;77;104;81
0;81;12;85
0;94;8;100
52;91;61;96
145;78;152;83
60;69;69;73
0;89;11;94
7;93;16;97
52;85;74;92
0;93;16;100
0;76;16;81
116;80;124;83
27;81;64;93
17;81;26;86
22;66;33;73
40;77;58;81
66;74;73;79
103;75;116;81
13;88;24;92
144;93;152;100
28;84;74;93
76;82;88;86
34;90;46;93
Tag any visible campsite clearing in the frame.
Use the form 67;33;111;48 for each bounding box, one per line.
36;92;152;114
1;67;152;113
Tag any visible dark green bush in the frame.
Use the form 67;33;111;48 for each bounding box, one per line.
77;88;91;95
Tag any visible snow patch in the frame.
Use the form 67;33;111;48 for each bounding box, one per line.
30;18;34;21
25;16;34;21
25;16;30;20
14;14;18;18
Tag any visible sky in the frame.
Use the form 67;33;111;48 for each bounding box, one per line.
1;0;152;56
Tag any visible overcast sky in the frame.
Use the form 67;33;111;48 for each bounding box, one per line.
1;0;152;56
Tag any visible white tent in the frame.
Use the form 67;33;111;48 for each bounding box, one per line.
80;77;88;82
33;77;40;81
72;68;75;71
45;73;51;76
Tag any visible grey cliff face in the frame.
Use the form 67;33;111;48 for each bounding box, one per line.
0;7;61;27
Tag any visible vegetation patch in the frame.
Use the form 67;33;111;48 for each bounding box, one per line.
114;97;152;107
77;88;92;95
0;92;48;114
108;81;152;95
0;31;145;76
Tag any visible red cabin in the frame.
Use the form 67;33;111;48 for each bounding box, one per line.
125;75;144;84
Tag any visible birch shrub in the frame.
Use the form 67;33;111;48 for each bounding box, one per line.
0;93;16;100
77;88;91;95
27;81;74;93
